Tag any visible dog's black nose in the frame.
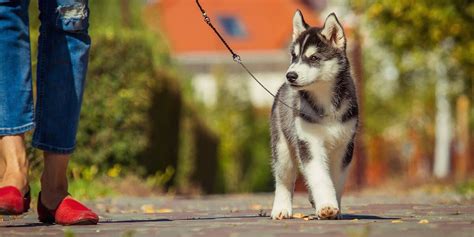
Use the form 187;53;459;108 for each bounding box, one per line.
286;72;298;82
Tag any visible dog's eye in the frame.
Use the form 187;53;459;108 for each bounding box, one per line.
310;55;321;62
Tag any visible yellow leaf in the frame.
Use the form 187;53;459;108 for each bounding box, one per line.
392;220;403;223
107;164;122;178
292;213;306;219
141;204;156;214
157;208;173;213
418;219;429;224
250;204;262;210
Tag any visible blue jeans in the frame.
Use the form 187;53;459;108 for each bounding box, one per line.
0;0;90;154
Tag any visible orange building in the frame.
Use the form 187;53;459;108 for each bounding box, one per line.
145;0;323;107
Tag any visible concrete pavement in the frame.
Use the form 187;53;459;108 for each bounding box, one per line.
1;190;473;236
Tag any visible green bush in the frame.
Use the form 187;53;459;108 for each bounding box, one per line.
76;30;161;170
207;69;273;193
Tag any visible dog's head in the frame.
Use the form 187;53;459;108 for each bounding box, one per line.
286;11;347;88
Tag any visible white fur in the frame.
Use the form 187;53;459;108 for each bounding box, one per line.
271;127;298;219
294;44;300;56
271;90;356;220
321;14;345;49
294;114;356;218
301;144;338;214
301;35;310;52
329;144;350;209
292;11;306;41
286;58;340;86
304;46;318;58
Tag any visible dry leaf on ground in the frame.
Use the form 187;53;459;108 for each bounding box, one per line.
292;213;306;219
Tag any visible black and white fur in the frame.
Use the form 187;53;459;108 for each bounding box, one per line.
270;11;358;220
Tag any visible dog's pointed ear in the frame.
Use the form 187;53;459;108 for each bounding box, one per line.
320;13;346;49
293;10;308;41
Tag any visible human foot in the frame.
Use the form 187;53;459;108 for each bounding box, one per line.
0;186;30;215
38;192;99;225
0;135;29;194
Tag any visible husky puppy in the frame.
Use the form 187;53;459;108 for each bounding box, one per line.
270;11;358;220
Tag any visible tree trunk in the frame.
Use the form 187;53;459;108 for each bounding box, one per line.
433;52;452;179
454;95;470;180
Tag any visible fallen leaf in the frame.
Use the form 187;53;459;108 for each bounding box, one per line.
250;204;262;210
157;208;173;213
391;220;403;223
141;204;156;214
292;213;306;219
418;219;429;224
303;217;310;221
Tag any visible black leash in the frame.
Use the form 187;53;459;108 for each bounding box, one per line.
195;0;316;117
195;0;240;63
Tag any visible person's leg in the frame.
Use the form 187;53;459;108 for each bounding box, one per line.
0;135;29;194
33;0;90;209
0;0;33;195
40;153;69;209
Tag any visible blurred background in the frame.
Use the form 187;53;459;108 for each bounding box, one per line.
21;0;473;198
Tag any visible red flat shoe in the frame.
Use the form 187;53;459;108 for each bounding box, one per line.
37;192;99;225
0;186;30;215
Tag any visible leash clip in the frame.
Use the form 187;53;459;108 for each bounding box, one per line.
202;12;211;24
232;54;241;63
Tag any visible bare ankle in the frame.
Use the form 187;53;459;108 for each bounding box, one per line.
40;175;68;210
40;190;68;210
40;176;68;194
0;135;29;193
40;152;70;209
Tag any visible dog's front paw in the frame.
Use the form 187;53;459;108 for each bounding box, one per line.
271;203;292;220
316;205;339;220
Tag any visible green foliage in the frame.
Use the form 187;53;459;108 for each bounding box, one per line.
145;166;176;189
76;30;161;170
208;68;273;193
364;0;474;83
122;230;137;237
456;179;474;198
64;229;76;237
364;0;473;107
366;0;473;51
29;177;115;201
353;0;474;139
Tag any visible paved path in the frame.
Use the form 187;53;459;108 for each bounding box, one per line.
1;190;473;236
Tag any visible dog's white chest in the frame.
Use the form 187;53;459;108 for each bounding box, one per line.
295;117;356;149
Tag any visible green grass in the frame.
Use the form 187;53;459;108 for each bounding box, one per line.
29;177;116;200
64;229;76;237
456;179;474;198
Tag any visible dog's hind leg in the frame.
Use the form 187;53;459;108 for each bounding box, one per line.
270;133;297;220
